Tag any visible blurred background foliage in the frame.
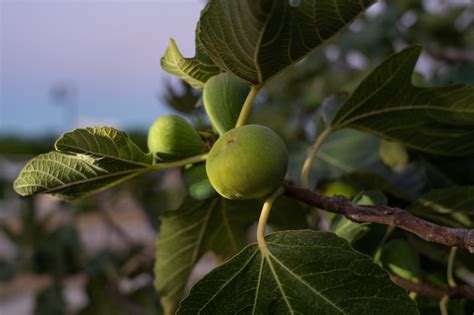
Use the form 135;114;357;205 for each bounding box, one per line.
1;1;474;314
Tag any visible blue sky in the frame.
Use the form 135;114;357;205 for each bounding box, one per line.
0;0;204;136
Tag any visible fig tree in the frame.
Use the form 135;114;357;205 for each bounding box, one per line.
184;163;217;200
203;73;250;135
206;124;288;200
147;115;204;161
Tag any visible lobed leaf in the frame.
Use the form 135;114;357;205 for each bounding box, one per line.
332;46;474;156
161;28;221;89
178;230;419;314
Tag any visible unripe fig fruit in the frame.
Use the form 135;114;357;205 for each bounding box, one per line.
184;163;217;200
147;115;204;161
321;181;356;198
203;73;250;135
206;124;288;200
379;140;408;172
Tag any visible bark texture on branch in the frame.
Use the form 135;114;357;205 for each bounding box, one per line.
390;275;474;300
283;183;474;253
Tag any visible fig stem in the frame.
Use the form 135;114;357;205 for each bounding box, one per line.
440;246;458;313
256;186;285;254
439;296;449;315
300;127;333;189
447;246;458;288
149;153;208;171
235;85;261;128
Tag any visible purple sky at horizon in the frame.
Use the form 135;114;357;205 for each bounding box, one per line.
0;0;204;136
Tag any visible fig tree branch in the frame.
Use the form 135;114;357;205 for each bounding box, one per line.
282;183;474;254
389;275;474;300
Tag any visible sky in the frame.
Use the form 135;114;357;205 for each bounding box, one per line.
0;0;204;136
1;0;471;137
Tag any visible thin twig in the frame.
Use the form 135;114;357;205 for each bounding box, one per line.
390;275;474;300
282;183;474;253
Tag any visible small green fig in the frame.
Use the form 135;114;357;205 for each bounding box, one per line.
322;181;356;198
206;124;288;200
203;73;250;135
184;163;217;200
147;115;204;161
379;140;408;172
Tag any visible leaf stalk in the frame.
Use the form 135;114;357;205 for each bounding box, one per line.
235;85;261;128
300;128;333;189
257;187;285;254
149;153;208;171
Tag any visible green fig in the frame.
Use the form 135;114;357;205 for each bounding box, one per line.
184;163;217;200
147;115;204;161
203;73;250;135
322;181;356;198
206;124;288;200
379;140;408;172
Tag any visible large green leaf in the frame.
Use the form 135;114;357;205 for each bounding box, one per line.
198;0;374;85
161;26;221;89
409;186;474;228
154;196;307;314
13;127;152;199
332;46;474;156
178;230;418;314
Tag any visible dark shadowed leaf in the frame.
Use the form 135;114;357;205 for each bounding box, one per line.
341;172;412;201
178;230;418;314
409;186;474;228
378;239;421;281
